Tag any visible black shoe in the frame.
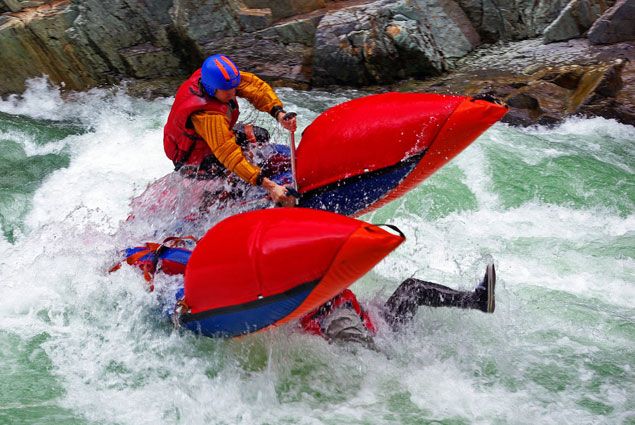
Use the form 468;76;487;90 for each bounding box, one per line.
475;263;496;313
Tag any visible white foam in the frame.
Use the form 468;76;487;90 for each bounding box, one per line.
1;80;633;425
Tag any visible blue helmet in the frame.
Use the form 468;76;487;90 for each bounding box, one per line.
200;54;241;94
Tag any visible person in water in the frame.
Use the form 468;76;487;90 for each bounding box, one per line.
301;264;496;347
163;53;296;207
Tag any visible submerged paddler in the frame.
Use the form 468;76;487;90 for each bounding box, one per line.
163;53;297;207
301;264;496;348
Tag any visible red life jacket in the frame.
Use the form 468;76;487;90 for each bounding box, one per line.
163;69;240;169
300;289;377;336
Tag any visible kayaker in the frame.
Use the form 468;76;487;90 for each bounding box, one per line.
300;264;496;347
163;53;297;207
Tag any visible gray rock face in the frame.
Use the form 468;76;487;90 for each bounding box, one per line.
543;0;615;44
588;0;635;44
241;0;325;21
312;0;446;86
0;0;632;99
2;0;46;13
415;0;480;60
0;2;97;93
456;0;570;42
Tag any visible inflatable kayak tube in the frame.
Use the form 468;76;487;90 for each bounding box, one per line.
178;208;404;337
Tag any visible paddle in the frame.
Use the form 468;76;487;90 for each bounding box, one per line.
283;112;300;203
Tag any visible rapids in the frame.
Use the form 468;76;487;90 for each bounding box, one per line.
0;78;633;425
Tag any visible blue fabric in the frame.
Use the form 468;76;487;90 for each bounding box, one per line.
160;248;191;265
298;159;419;216
123;247;155;262
182;285;314;337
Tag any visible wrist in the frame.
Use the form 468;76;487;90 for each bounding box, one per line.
270;105;285;119
261;177;275;189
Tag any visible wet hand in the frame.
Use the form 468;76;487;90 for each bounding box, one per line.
262;178;295;207
277;111;297;132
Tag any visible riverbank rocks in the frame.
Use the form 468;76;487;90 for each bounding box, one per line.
0;0;633;126
311;0;482;86
391;38;635;126
313;0;446;86
456;0;569;42
543;0;615;44
588;0;635;45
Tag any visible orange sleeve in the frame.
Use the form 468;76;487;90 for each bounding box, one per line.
191;111;261;185
236;71;283;114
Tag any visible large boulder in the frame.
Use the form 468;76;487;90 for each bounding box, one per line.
456;0;569;42
543;0;615;44
312;0;447;86
587;0;635;44
0;0;242;95
0;1;99;94
415;0;480;61
1;0;47;13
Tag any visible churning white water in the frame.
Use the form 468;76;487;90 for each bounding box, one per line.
0;78;633;425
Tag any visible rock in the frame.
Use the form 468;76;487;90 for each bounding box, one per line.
506;93;540;109
257;12;324;46
570;59;625;111
169;0;242;45
415;0;480;60
456;0;570;42
118;43;181;79
588;0;635;44
397;38;634;127
237;7;273;32
2;0;47;13
241;0;325;21
539;65;586;89
543;0;615;44
312;0;446;86
0;1;100;94
203;34;313;86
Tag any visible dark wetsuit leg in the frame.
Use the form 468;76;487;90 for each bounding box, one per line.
382;278;478;327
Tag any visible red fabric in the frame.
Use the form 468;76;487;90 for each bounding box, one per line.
295;93;466;193
300;289;376;336
183;208;403;318
353;97;508;216
184;208;359;314
163;69;240;166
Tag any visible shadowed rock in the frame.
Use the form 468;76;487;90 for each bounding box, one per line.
588;0;635;44
312;0;447;86
456;0;570;42
543;0;615;44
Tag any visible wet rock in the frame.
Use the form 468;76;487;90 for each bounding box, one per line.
312;0;446;86
456;0;569;42
0;1;99;94
118;43;181;79
539;66;586;89
570;58;625;118
395;38;634;127
506;93;540;109
588;0;635;44
203;34;313;86
2;0;46;13
415;0;481;60
237;7;273;32
169;0;242;46
543;0;615;44
257;12;324;46
241;0;326;21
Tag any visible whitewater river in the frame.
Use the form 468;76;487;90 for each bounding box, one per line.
0;78;633;425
